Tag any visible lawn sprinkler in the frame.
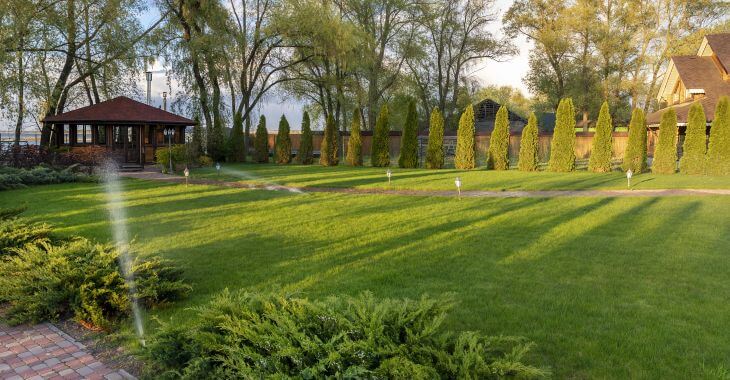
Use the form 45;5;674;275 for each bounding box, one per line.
216;162;221;177
386;169;392;186
626;169;633;189
184;167;190;187
455;176;462;199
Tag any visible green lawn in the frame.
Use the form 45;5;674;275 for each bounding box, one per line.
2;179;730;378
188;162;730;191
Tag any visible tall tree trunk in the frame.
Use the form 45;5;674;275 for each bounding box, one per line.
14;48;24;147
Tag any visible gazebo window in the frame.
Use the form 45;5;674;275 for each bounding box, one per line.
76;125;93;144
96;126;106;145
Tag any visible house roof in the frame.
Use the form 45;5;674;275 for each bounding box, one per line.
705;33;730;68
42;96;196;126
646;96;720;126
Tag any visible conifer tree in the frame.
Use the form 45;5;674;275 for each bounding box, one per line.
371;105;391;167
320;114;339;166
230;112;245;162
707;97;730;175
487;105;510;170
679;102;707;174
454;105;476;169
588;101;614;173
425;108;445;169
548;98;576;172
244;117;251;161
191;116;204;157
652;108;678;174
622;108;647;173
518;112;539;171
346;109;363;166
254;115;269;163
298;111;314;164
275;115;292;164
398;101;419;168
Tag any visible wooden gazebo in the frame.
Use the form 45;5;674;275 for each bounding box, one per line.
42;96;196;169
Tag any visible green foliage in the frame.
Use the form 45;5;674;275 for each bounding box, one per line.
145;290;548;379
679;102;707;174
548;98;576;172
652;109;678;174
346;109;363;166
455;105;476;169
275;115;292;164
398;101;419;168
208;120;227;162
191;116;204;157
0;217;52;256
155;145;187;173
253;116;269;163
371;105;391;167
518;112;539;171
0;166;94;190
707;96;730;175
298;112;314;164
488;105;511;170
0;238;190;328
588;101;614;173
425;108;445;169
320;114;339;166
622;108;648;173
230;112;246;162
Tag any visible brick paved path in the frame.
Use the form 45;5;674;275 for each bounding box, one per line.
0;322;135;380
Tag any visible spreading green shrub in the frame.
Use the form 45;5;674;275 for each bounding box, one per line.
455;105;476;169
0;238;191;328
622;108;648;173
588;101;614;173
0;217;52;256
230;112;246;162
398;101;419;168
145;290;548;379
275;115;292;164
425;108;445;169
298;111;314;164
0;166;94;190
371;105;391;167
320;114;339;166
253;116;269;163
707;96;730;176
488;105;510;170
548;98;576;172
346;109;363;166
652;108;678;174
518;112;539;171
679;102;707;174
155;145;187;173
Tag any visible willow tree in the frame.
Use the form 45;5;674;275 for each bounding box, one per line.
652;109;678;174
455;105;476;169
487;105;510;170
346;109;363;166
518;112;539;171
425;108;445;169
588;101;613;173
679;102;706;174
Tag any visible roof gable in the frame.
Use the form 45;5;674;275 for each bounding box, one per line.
42;96;196;126
704;33;730;69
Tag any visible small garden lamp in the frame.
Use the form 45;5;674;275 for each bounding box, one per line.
455;177;462;199
163;128;175;174
626;169;633;189
216;162;221;177
386;169;392;186
184;167;190;187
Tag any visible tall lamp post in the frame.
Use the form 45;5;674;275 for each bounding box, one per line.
164;128;174;174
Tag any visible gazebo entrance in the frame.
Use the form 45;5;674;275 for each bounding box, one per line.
113;126;142;164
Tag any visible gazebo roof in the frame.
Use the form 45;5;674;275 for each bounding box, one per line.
42;96;196;126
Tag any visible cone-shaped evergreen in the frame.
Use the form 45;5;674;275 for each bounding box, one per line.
707;96;730;175
253;115;269;163
679;102;707;174
346;109;363;166
275;115;292;164
191;116;204;157
320;114;339;166
371;105;391;167
548;98;576;172
230;112;245;162
652;108;678;174
298;112;314;164
518;112;539;171
398;101;419;168
455;105;476;169
588;101;613;173
487;105;510;170
622;108;648;173
244;117;251;161
425;108;445;169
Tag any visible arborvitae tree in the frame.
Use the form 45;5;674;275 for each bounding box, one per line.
679;102;707;174
244;116;251;162
548;98;576;172
346;109;363;166
588;101;614;173
518;112;539;171
707;96;730;176
454;105;476;169
320;114;339;166
254;115;269;163
191;116;204;157
487;105;510;170
208;120;226;161
298;111;314;164
230;112;245;162
425;108;445;169
622;108;648;173
652;108;678;174
275;115;292;164
371;105;391;167
398;101;419;168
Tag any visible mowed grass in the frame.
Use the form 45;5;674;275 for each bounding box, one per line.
2;179;730;378
189;162;730;191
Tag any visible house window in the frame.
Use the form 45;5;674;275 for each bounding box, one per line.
63;124;70;144
76;125;93;144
